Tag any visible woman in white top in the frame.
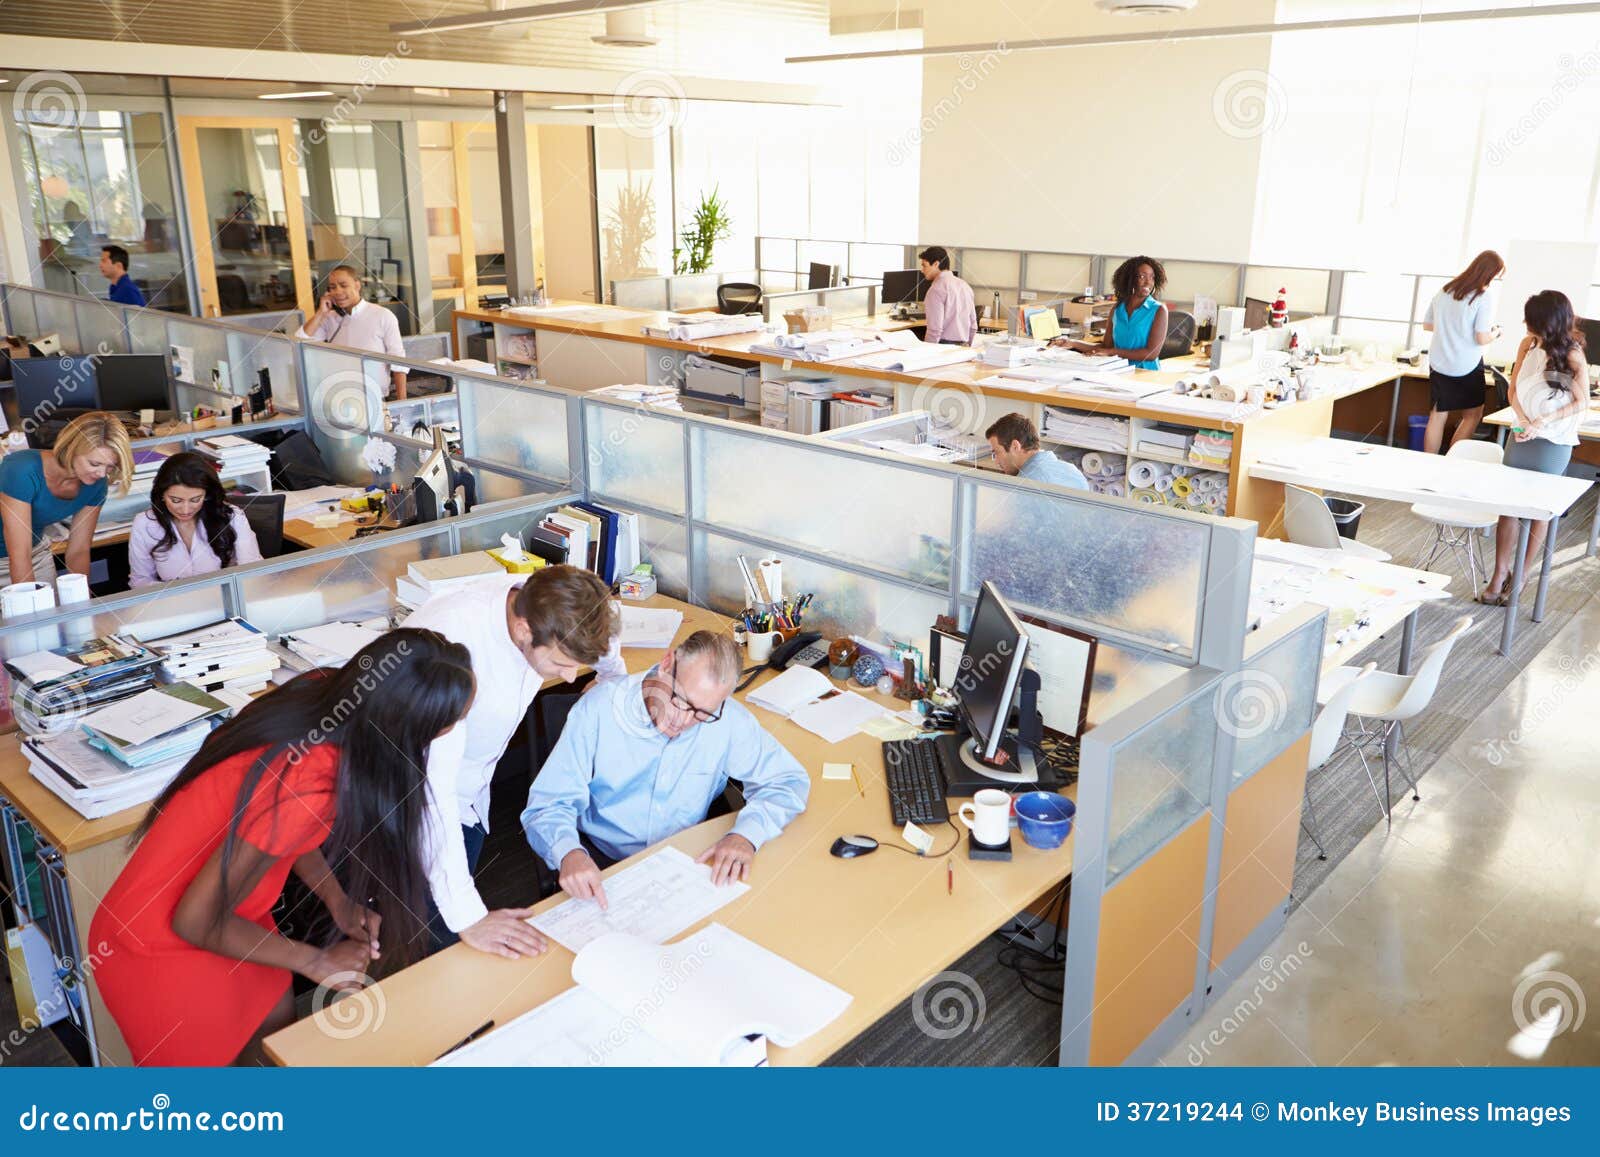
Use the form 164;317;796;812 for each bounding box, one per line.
1480;290;1588;606
128;452;261;588
1422;250;1504;453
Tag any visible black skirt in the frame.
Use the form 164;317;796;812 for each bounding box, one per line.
1429;362;1487;412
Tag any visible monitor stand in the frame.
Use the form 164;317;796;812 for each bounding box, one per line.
938;731;1039;796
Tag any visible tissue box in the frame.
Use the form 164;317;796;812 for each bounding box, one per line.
618;571;657;600
784;307;833;334
488;545;545;574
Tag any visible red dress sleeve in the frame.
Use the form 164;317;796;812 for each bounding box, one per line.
235;744;339;858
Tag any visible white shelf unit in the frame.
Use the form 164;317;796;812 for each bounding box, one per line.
1038;404;1232;516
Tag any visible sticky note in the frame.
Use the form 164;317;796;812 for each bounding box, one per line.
822;762;853;781
902;822;935;855
312;513;341;528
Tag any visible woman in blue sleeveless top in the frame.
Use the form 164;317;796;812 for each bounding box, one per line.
1073;255;1169;369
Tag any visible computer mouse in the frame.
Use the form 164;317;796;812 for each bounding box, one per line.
830;835;879;859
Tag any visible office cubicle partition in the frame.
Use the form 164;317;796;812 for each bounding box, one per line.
607;271;760;311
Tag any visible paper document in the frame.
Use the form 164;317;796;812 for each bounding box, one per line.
79;688;213;748
789;690;888;744
531;846;748;954
616;604;683;649
745;665;834;717
282;621;386;665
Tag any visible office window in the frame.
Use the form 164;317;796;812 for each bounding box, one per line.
15;107;188;311
596;123;675;285
1252;9;1600;277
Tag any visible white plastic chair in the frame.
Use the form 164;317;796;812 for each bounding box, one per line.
1409;441;1503;591
1301;662;1378;859
1316;615;1474;827
1284;484;1391;562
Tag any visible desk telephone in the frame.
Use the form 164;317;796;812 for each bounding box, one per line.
768;631;826;670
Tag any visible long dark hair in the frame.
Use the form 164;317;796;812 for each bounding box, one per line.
1111;255;1167;305
134;628;475;971
1524;290;1583;398
148;451;239;568
1443;250;1504;303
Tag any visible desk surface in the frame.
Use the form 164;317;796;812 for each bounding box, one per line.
1248;436;1592;521
264;594;1076;1067
1483;403;1600;441
56;514;361;555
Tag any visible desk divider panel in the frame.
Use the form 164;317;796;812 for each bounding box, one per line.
2;285;39;336
74;298;131;357
33;294;81;352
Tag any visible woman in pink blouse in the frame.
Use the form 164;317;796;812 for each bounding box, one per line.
128;452;261;587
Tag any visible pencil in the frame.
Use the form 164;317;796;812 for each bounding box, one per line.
947;861;953;896
850;764;864;797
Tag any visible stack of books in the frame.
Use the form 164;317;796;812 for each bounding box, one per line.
147;618;280;695
396;552;505;609
131;447;173;491
5;635;164;737
24;684;232;819
528;503;641;583
196;434;272;480
1134;423;1195;460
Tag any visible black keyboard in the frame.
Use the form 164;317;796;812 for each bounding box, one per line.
882;739;949;826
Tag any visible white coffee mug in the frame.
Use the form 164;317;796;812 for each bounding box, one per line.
747;630;779;663
958;788;1012;847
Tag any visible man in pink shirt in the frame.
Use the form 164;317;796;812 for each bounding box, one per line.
919;246;976;345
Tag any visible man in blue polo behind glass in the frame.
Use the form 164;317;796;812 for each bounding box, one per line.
101;246;146;307
986;412;1089;490
522;630;810;906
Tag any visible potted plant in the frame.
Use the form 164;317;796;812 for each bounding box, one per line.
675;187;732;274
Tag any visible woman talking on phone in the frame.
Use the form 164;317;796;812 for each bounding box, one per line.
89;629;475;1065
296;263;409;399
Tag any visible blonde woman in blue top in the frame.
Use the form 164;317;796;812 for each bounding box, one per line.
1071;256;1169;370
0;412;132;587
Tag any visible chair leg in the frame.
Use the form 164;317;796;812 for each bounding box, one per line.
1393;721;1421;801
1416;526;1447;572
1381;727;1394;829
1301;788;1328;861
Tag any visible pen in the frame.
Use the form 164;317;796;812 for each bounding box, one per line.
435;1019;496;1061
947;861;953;896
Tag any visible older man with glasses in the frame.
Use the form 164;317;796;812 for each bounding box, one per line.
521;630;811;908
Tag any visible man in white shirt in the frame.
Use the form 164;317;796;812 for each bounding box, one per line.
919;245;976;345
404;564;623;958
297;264;409;399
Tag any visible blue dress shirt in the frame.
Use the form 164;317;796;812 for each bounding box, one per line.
107;274;146;307
522;669;812;868
1018;448;1091;491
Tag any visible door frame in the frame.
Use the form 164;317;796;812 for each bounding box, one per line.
175;115;313;317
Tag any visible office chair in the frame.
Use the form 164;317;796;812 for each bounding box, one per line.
1409;440;1503;591
1316;616;1474;829
1489;366;1511;413
216;273;252;313
226;492;286;558
717;282;763;316
1283;484;1390;561
1160;309;1196;360
1301;662;1378;859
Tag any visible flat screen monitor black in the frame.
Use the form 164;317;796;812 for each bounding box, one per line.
1244;296;1273;331
808;262;835;290
881;269;928;306
11;356;99;428
95;354;170;413
954;581;1031;765
1580;317;1600;368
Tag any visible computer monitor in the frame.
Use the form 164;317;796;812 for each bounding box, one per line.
954;581;1032;771
95;354;171;413
1243;296;1273;331
881;269;928;307
11;356;99;429
807;262;836;290
1579;317;1600;367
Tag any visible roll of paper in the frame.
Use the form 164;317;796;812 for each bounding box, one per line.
1;581;55;618
759;558;783;602
1127;460;1162;488
1154;472;1174;493
1171;475;1193;500
1186;489;1208;509
1170;463;1192;477
1131;488;1163;506
1103;480;1126;498
55;573;90;605
1079;451;1106;478
1103;454;1127;477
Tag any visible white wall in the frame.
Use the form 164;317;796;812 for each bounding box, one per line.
538;125;598;302
915;0;1277;261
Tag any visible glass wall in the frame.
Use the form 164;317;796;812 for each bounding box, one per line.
14;108;188;312
596;123;675;286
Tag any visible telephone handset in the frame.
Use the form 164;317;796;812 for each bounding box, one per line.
320;281;349;317
768;631;826;671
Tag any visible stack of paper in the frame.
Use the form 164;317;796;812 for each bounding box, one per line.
147;617;279;695
643;315;764;342
131;447;172;488
979;336;1044;367
617;603;683;649
396;552;504;609
591;382;681;410
23;730;193;820
747;330;886;363
5;635;164;737
1040;407;1130;451
196;434;272;479
746;666;889;743
279;621;387;668
849;341;976;373
78;683;231;770
1030;348;1132;372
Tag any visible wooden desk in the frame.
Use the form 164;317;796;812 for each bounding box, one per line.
53;515;363;557
264;595;1076;1067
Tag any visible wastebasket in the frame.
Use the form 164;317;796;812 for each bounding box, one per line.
1407;413;1428;451
1324;496;1365;540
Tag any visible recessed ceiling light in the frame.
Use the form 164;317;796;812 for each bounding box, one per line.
258;90;335;100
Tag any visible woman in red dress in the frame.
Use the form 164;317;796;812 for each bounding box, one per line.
90;628;474;1065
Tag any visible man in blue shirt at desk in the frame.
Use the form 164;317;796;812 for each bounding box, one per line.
522;630;810;906
100;246;146;307
986;412;1089;490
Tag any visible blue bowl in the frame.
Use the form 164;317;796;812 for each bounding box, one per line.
1014;792;1076;850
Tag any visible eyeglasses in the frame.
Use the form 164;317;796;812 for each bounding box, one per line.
668;672;723;723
